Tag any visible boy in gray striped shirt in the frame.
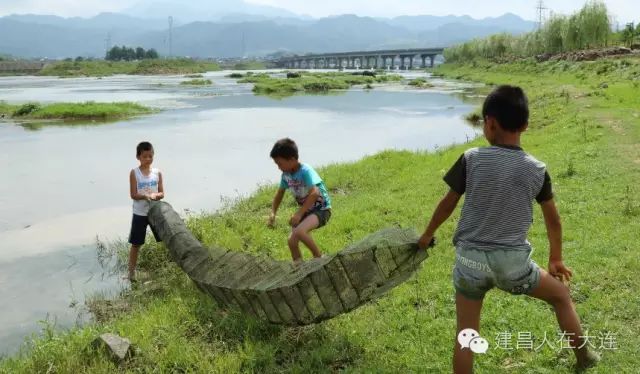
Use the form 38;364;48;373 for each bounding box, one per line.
418;86;598;372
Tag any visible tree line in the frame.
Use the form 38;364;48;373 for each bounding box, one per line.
444;1;623;62
106;46;159;61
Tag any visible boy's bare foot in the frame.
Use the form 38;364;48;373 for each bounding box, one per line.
576;350;600;372
292;258;303;268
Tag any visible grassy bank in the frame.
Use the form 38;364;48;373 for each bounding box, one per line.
38;59;221;77
237;71;403;98
180;79;213;86
2;57;640;372
0;101;154;122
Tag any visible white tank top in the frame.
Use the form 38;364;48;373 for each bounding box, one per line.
132;167;159;216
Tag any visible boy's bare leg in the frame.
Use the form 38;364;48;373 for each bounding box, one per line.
288;214;321;259
127;245;140;281
454;292;483;374
528;269;598;368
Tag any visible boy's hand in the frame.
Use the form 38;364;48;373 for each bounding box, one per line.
418;234;436;250
549;259;573;283
289;212;302;227
267;212;276;228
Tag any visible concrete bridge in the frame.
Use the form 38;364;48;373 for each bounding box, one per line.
276;48;444;70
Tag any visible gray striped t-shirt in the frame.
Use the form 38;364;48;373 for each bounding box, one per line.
444;145;553;251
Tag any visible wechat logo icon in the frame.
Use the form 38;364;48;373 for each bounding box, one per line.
458;328;489;354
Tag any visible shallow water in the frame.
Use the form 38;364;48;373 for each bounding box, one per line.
0;70;481;355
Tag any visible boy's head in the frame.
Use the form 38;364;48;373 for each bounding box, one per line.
136;141;154;166
270;138;299;173
482;85;529;142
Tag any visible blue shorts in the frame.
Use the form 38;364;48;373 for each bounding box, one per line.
453;246;541;300
128;214;161;246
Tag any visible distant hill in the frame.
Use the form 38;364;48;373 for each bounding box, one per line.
0;12;536;59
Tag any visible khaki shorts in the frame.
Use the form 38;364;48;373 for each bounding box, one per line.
453;246;541;300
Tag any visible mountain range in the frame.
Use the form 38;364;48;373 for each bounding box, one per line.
0;1;536;59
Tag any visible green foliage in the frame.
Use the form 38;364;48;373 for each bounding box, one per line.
132;59;220;75
106;45;158;61
38;59;220;77
230;60;267;70
620;22;639;47
407;78;434;88
237;71;401;98
180;79;213;86
464;107;482;124
13;103;41;116
0;101;153;123
444;0;612;61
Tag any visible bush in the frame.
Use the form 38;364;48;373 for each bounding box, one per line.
13;103;41;116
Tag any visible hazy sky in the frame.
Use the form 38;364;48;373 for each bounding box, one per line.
0;0;635;24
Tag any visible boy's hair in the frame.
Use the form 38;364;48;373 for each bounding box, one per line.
482;85;529;132
136;141;154;156
270;138;298;159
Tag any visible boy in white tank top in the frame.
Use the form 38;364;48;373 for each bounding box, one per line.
127;141;164;282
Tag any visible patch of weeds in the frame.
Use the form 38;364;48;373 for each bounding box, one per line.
559;158;576;178
13;103;41;116
623;186;639;216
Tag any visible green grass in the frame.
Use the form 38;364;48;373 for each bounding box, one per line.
180;79;213;86
38;59;221;77
227;61;268;70
0;101;154;122
236;71;403;98
407;77;434;88
2;57;640;372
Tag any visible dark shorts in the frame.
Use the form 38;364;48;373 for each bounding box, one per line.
128;214;161;246
302;208;332;228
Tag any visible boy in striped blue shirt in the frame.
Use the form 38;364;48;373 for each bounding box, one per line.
418;85;598;372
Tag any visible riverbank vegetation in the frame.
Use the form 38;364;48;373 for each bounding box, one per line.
236;71;403;97
2;54;639;372
407;77;434;88
0;101;154;121
180;78;213;85
38;58;221;77
444;1;621;62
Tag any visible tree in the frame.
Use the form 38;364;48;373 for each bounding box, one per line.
106;46;122;61
145;48;159;59
621;23;635;46
135;47;145;60
578;0;610;48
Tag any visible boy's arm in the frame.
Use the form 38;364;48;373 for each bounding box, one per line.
152;171;165;200
268;188;286;226
540;198;573;281
129;170;149;201
418;189;461;249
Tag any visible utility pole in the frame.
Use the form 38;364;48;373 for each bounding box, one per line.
241;31;246;58
536;0;547;29
168;16;173;58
